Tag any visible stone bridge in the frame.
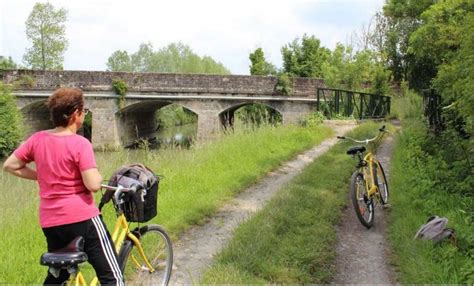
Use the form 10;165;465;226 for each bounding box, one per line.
2;70;327;148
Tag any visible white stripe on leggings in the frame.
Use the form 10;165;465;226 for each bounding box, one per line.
91;216;124;286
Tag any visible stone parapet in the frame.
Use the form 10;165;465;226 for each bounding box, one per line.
2;69;326;97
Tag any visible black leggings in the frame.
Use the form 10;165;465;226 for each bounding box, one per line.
42;216;124;285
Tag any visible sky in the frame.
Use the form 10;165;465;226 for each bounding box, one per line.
0;0;385;75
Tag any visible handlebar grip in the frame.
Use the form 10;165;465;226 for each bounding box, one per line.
337;136;345;139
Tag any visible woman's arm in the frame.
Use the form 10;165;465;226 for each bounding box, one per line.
3;154;37;180
81;168;103;192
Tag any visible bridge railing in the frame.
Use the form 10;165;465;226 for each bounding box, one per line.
316;88;391;119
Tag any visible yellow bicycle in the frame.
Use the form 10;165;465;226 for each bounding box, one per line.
338;126;389;228
39;184;173;286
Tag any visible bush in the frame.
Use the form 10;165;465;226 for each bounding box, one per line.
112;79;128;109
0;83;23;157
275;73;293;96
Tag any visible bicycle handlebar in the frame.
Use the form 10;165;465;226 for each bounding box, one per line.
337;125;387;144
101;184;139;205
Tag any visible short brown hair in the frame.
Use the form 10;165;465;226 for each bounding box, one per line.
47;87;84;127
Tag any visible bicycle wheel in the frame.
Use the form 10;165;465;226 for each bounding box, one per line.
119;224;173;286
374;161;389;205
350;171;374;228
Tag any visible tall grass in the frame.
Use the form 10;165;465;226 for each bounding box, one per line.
0;124;332;283
201;122;386;284
387;120;474;283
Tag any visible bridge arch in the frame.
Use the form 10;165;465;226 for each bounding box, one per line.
218;102;283;129
116;100;198;147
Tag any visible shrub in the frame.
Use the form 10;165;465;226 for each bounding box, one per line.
0;83;24;157
275;73;293;96
112;79;128;109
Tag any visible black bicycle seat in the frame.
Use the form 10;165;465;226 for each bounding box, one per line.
40;236;88;267
347;146;366;155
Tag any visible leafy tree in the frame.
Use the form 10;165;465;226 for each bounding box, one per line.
433;12;474;135
106;50;132;72
249;48;276;75
106;42;230;75
0;56;17;70
281;34;330;78
382;0;435;87
0;83;23;157
23;2;68;70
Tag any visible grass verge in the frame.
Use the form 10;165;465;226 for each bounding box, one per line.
0;124;331;283
387;120;474;283
201;122;386;284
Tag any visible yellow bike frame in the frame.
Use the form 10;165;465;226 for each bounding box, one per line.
67;214;155;286
361;152;384;201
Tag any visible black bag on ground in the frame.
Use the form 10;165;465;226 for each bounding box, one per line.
107;163;159;223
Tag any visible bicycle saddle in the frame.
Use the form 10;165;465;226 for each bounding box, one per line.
40;236;88;267
346;146;366;155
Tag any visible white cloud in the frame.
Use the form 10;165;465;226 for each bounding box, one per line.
1;0;384;74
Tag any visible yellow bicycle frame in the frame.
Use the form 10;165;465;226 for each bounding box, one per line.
362;152;378;198
67;214;155;286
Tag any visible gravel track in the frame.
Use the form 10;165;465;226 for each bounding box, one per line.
331;135;396;284
168;123;357;285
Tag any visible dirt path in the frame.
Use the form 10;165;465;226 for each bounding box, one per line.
331;135;396;284
169;122;357;284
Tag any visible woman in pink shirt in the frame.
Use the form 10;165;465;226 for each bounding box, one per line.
3;88;124;285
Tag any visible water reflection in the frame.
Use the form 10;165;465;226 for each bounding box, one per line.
126;123;197;150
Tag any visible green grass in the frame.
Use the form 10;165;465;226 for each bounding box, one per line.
0;124;332;284
387;120;474;284
201;122;386;284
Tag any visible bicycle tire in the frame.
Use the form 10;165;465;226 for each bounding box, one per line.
350;171;374;228
119;224;173;286
375;161;389;205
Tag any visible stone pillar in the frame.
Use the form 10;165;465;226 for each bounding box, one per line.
90;108;120;149
280;102;315;124
197;111;221;140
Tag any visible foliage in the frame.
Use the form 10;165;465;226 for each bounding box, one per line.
235;104;282;127
299;111;326;127
371;64;391;95
388;119;474;283
0;56;17;70
275;72;293;96
389;85;423;121
382;0;435;86
106;50;133;72
249;48;277;76
155;104;197;128
281;34;330;78
106;42;230;75
0;124;332;283
433;12;474;135
112;79;128;109
23;2;68;70
0;83;24;157
321;44;382;90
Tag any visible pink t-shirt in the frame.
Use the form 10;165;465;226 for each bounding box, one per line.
14;131;100;228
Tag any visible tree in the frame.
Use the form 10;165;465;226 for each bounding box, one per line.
106;50;132;72
249;48;276;76
23;2;68;70
0;83;23;157
106;42;230;75
0;56;17;70
281;34;330;78
381;0;435;87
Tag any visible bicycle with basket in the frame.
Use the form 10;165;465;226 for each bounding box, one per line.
40;164;173;286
